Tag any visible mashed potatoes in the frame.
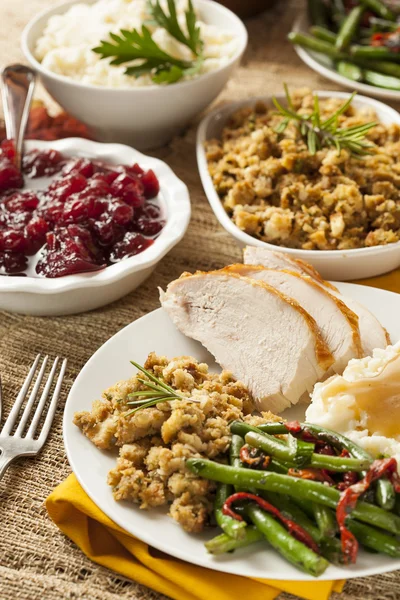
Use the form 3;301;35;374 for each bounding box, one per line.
306;342;400;470
35;0;238;88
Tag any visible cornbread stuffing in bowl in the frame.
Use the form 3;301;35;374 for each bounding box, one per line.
197;89;400;279
205;88;400;251
73;352;279;532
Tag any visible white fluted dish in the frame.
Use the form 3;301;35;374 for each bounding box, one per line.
0;138;191;316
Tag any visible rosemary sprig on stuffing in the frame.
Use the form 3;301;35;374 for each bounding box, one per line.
125;360;200;416
273;86;377;156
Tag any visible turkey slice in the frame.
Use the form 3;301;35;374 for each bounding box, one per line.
160;269;334;413
243;246;390;354
226;264;362;374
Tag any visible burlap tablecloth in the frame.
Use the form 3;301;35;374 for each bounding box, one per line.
1;1;400;598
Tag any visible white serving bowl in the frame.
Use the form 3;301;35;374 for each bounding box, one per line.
292;13;400;102
197;90;400;281
21;0;248;150
0;138;190;316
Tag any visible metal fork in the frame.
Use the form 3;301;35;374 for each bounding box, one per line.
0;355;67;480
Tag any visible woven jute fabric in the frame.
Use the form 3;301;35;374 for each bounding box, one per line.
1;1;400;599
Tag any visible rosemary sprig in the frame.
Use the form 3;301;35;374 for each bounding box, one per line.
93;0;203;85
125;360;200;416
273;86;377;156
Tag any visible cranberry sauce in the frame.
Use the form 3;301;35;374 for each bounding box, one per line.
0;141;164;278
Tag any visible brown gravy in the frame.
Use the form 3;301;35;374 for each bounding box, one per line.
321;354;400;438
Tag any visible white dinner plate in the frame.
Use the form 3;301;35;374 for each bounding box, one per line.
292;13;400;101
64;282;400;581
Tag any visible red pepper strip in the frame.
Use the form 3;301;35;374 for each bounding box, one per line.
284;420;302;433
337;458;399;564
239;445;270;469
288;467;335;485
222;492;320;554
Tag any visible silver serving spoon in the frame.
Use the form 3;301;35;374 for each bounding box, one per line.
1;64;36;171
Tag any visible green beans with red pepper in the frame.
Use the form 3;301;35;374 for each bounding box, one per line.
186;459;400;534
288;0;400;91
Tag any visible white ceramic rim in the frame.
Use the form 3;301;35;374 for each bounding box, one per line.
21;0;248;93
0;137;191;294
196;90;400;260
292;13;400;102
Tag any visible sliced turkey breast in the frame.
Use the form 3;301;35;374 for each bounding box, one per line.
243;246;390;354
226;264;362;374
243;246;339;292
160;269;334;413
328;289;390;355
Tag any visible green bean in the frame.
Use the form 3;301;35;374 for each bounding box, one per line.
245;431;315;466
310;452;370;472
186;459;400;534
244;431;300;461
264;492;322;542
364;69;400;89
370;16;399;32
375;478;396;511
351;45;400;61
353;58;400;77
336;5;364;50
214;483;247;540
320;537;345;565
337;60;364;81
331;0;347;27
348;520;400;557
308;0;329;28
245;504;329;577
205;526;263;555
288;32;347;60
230;420;286;438
310;26;337;44
360;0;395;21
246;431;370;472
268;458;289;474
394;494;400;516
312;504;337;537
292;496;316;519
230;434;245;468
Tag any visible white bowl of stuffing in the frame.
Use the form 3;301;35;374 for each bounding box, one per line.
22;0;247;150
197;89;400;281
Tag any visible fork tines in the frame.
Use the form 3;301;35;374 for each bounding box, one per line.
0;354;67;445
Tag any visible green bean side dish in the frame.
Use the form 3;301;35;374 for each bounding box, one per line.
186;420;400;577
289;0;400;90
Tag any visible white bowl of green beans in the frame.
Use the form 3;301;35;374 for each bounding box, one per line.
290;0;400;100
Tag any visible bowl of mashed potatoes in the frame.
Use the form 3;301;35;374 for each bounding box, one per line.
22;0;247;149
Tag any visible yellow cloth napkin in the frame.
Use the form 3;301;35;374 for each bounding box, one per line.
47;474;345;600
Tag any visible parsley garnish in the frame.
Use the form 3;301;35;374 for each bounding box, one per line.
93;0;204;84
